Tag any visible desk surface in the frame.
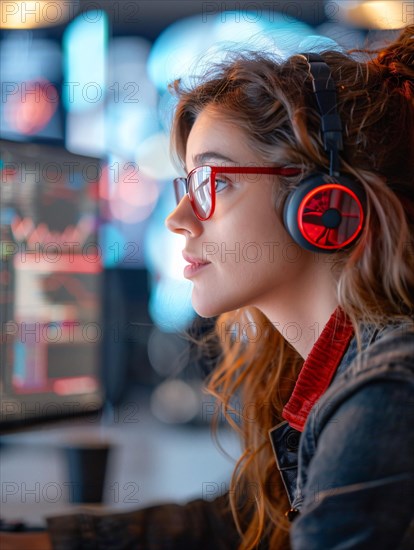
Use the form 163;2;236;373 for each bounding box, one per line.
0;400;240;527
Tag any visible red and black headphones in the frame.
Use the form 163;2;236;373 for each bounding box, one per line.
283;53;365;253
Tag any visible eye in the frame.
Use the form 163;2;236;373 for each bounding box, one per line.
215;176;231;193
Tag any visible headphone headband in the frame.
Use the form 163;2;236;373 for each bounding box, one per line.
301;53;343;177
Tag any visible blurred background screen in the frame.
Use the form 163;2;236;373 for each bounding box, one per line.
0;139;104;429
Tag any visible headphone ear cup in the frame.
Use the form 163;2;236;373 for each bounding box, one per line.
283;173;365;253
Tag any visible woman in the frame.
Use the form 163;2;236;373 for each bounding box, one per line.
163;23;414;549
3;24;414;550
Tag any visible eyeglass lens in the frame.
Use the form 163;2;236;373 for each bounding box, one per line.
174;166;213;219
190;166;212;219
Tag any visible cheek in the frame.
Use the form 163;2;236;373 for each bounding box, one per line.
205;218;290;282
220;208;291;258
199;189;292;255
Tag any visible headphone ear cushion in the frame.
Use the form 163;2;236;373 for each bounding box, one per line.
283;173;365;253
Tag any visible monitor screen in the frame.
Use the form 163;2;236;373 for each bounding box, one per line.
0;139;105;431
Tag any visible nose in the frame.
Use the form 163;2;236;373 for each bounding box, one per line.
165;195;202;237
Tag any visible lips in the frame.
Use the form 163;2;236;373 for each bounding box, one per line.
182;251;211;267
182;251;211;279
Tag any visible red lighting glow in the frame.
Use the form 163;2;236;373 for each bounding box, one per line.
5;79;58;135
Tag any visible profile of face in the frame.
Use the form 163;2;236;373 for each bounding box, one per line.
165;107;318;319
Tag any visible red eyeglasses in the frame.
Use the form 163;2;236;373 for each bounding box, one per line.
173;165;300;220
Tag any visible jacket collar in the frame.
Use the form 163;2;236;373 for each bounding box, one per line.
281;307;354;432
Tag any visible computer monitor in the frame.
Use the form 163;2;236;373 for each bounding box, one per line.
0;139;105;432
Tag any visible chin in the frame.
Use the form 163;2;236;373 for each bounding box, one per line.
191;293;244;319
192;297;226;319
192;303;223;319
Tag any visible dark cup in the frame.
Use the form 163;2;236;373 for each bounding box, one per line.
63;442;112;504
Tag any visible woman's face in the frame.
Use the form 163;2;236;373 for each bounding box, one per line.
165;107;315;318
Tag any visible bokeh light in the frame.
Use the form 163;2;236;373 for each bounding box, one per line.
5;79;58;135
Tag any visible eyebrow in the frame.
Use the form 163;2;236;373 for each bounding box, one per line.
192;151;236;166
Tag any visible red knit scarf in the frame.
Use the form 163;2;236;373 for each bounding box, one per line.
282;307;354;432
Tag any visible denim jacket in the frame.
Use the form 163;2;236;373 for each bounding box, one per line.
269;322;414;549
47;321;414;549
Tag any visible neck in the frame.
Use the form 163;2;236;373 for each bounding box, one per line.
256;261;339;359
